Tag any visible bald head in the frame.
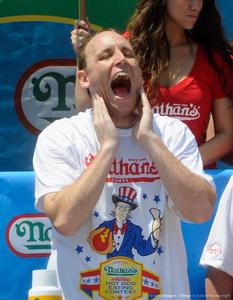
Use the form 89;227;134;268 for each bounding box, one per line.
77;29;142;129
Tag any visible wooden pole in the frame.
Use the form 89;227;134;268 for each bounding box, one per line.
79;0;86;20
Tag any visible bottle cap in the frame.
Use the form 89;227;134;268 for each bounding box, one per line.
32;270;58;288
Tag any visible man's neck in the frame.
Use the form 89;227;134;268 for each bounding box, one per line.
111;112;139;129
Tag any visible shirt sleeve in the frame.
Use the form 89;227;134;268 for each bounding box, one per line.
33;124;83;212
200;176;233;277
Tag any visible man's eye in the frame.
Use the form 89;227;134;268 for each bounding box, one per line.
123;51;135;58
99;52;112;60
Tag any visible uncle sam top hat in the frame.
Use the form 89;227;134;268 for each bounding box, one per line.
112;186;138;210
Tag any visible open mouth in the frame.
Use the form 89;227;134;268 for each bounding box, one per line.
111;72;131;98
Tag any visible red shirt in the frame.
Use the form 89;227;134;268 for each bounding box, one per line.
147;45;231;146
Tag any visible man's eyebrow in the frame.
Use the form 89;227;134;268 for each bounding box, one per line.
96;47;113;58
121;45;134;52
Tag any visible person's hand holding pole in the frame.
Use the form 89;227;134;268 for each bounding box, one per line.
71;0;90;55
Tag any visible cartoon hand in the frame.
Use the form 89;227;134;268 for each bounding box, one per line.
150;208;163;242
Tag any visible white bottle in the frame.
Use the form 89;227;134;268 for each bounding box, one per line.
28;269;62;300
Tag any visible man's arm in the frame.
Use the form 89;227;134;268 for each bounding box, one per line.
133;90;216;223
205;266;233;300
43;94;119;236
200;177;233;299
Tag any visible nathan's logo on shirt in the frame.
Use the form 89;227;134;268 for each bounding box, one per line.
6;213;52;257
80;257;161;299
104;265;138;276
14;59;76;135
206;242;222;256
84;154;160;183
153;103;200;121
109;158;159;183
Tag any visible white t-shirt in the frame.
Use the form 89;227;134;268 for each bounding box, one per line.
200;176;233;277
33;109;211;300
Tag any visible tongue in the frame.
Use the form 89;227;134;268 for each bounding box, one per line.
113;86;128;98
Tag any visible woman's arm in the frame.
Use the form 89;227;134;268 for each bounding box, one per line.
199;97;233;166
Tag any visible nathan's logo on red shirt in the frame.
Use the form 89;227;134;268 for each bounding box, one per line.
14;59;76;135
153;103;200;121
84;154;160;183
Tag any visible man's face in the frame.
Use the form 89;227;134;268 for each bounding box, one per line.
83;31;142;120
115;202;131;222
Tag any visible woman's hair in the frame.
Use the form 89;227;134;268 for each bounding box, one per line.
127;0;233;98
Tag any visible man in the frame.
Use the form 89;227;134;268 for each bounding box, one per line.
33;30;216;300
200;175;233;299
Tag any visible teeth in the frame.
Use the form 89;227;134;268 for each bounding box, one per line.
111;71;131;95
114;72;129;79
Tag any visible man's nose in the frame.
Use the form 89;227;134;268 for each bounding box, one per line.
114;51;126;65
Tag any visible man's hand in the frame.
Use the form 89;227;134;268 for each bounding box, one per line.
71;19;91;55
91;91;119;151
133;88;155;145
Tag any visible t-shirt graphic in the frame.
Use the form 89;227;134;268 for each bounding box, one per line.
80;186;162;299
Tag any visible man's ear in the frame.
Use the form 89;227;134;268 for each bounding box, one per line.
77;70;90;89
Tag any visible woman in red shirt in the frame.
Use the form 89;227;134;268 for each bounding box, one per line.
71;0;233;168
